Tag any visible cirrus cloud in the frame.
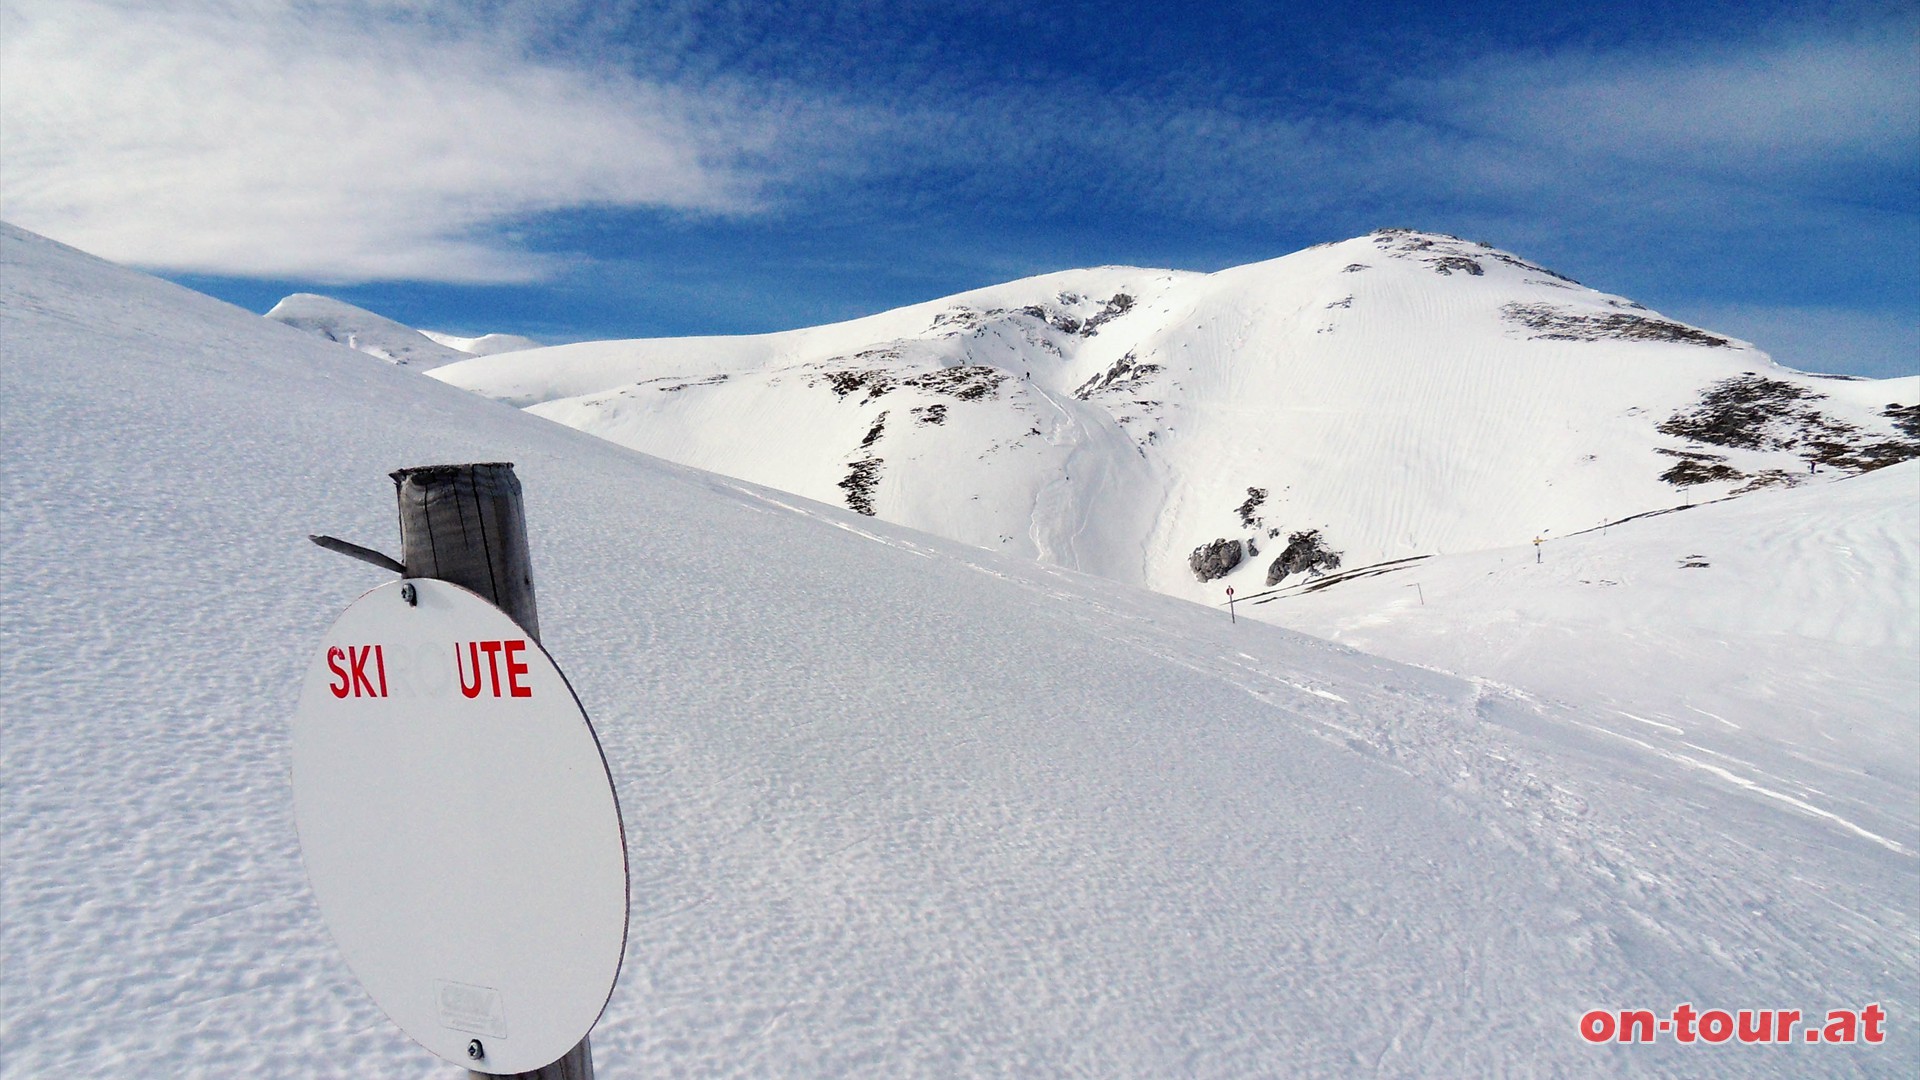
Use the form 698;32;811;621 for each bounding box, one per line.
0;0;807;282
1409;24;1919;182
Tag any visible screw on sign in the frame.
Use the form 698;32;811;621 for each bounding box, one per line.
293;579;628;1076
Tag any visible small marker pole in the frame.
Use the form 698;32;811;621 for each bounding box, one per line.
1226;586;1235;623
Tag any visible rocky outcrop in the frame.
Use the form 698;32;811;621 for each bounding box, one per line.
1502;302;1729;346
839;458;882;516
1235;487;1268;529
1657;374;1920;474
1188;539;1243;582
1266;530;1341;586
1074;350;1162;400
1655;448;1742;486
1887;402;1920;439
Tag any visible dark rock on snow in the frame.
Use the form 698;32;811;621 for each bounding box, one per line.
1189;539;1243;582
1266;530;1342;586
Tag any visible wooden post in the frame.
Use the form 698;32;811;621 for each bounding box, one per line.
389;463;593;1080
392;463;540;640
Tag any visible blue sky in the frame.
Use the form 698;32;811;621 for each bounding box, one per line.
4;0;1915;376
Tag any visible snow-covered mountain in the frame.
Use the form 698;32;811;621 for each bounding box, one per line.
265;292;536;368
1274;459;1919;851
419;328;543;356
428;230;1918;611
5;221;1916;1077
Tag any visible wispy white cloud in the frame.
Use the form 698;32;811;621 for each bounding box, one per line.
798;17;1916;374
0;0;804;281
803;16;1914;246
3;0;1912;343
1419;27;1919;176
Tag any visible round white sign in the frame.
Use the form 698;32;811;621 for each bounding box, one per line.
292;579;628;1074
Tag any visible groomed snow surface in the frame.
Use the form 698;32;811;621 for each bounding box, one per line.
3;223;1915;1077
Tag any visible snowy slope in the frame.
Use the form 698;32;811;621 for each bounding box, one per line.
419;328;542;356
1260;462;1920;858
3;222;1916;1078
266;293;537;368
431;231;1918;606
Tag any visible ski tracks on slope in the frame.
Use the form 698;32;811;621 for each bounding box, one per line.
953;551;1919;1068
701;470;1917;1074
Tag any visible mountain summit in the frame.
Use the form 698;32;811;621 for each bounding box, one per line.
266;293;537;368
430;230;1917;601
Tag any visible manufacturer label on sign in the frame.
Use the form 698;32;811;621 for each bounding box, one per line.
292;579;628;1074
436;979;509;1039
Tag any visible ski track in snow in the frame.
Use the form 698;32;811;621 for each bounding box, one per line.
3;224;1915;1077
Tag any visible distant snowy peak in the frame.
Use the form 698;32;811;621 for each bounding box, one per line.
264;293;537;368
264;294;463;368
1320;228;1737;347
419;329;542;356
431;229;1918;603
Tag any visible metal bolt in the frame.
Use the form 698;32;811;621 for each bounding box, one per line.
467;1038;484;1060
400;582;418;607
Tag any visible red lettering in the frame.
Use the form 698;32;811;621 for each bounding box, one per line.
327;646;349;699
480;640;504;697
374;645;388;697
1618;1009;1655;1043
1578;1010;1613;1043
505;640;531;698
453;640;533;699
1863;1003;1885;1043
1775;1009;1800;1042
1823;1009;1858;1043
457;642;482;698
1672;1002;1698;1043
1698;1009;1732;1043
349;646;376;697
1737;1010;1772;1043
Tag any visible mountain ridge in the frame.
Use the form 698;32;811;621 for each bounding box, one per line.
265;292;539;368
416;229;1916;604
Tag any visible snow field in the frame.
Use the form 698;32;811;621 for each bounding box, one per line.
1265;461;1920;857
3;223;1915;1077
